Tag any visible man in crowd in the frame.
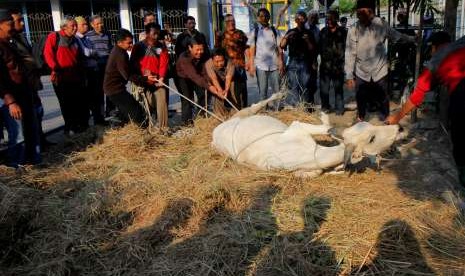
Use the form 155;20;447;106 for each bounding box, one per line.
215;13;249;108
44;16;88;135
130;22;169;130
138;11;156;42
205;48;237;118
280;11;317;107
75;16;104;126
345;0;415;121
174;16;209;60
387;32;465;186
176;36;220;125
306;10;320;103
87;15;113;120
10;9;52;149
319;10;347;115
103;29;157;127
0;10;40;167
247;9;284;104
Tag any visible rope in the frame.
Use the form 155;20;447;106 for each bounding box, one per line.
154;79;224;123
224;97;240;112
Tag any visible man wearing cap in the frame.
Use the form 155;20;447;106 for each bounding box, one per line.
387;32;465;186
0;10;41;166
345;0;415;121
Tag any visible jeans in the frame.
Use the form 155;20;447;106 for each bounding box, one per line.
176;77;206;125
355;76;389;120
1;88;41;167
320;73;344;113
108;91;147;128
1;105;24;167
256;68;280;100
286;58;311;106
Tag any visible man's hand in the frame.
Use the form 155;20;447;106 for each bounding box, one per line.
248;64;256;77
8;103;22;120
147;75;157;85
386;114;401;125
155;77;164;87
345;79;355;90
209;85;221;97
221;88;229;99
50;71;59;85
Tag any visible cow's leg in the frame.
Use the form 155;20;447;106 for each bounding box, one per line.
232;92;286;118
283;121;332;137
294;169;323;178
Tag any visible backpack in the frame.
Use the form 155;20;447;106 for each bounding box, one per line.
254;25;278;55
32;31;60;76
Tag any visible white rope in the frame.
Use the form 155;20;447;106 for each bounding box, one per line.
154;79;224;123
224;97;240;112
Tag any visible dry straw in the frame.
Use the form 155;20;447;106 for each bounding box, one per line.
0;109;464;275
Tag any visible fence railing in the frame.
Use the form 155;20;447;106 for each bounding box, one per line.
26;12;54;44
162;9;187;35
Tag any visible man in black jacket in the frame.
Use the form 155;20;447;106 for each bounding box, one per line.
319;10;347;115
0;10;40;166
9;9;53;148
103;29;157;128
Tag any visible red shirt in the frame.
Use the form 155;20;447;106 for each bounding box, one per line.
130;41;169;79
44;30;80;71
410;46;465;106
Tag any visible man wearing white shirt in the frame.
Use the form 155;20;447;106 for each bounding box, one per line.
248;8;284;101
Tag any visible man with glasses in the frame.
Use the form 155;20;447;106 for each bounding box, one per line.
216;14;249;108
0;10;40;166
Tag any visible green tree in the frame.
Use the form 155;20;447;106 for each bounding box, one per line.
339;0;356;13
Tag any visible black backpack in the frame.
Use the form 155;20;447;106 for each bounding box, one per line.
32;31;60;76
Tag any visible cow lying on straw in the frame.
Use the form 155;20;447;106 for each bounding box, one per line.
212;93;400;177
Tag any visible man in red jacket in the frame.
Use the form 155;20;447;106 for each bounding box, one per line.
44;16;88;135
130;23;169;130
387;32;465;186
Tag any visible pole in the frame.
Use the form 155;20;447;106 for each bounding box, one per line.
21;2;32;44
412;4;426;123
461;0;465;37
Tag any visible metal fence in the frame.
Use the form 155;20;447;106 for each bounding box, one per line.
98;9;122;42
26;12;54;44
130;8;186;40
131;9;155;40
162;9;187;35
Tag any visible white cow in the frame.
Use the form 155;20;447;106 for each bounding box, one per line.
212;93;400;177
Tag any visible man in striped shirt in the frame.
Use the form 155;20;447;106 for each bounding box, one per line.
86;15;113;118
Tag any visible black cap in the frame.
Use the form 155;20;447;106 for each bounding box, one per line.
0;9;12;23
356;0;376;10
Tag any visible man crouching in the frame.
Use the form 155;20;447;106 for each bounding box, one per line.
103;29;157;127
205;48;240;119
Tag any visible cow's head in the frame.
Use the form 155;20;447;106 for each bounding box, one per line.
342;122;400;165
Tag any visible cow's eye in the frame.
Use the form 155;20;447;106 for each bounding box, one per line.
369;135;376;143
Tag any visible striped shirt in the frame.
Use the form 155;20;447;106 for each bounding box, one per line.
86;30;112;63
